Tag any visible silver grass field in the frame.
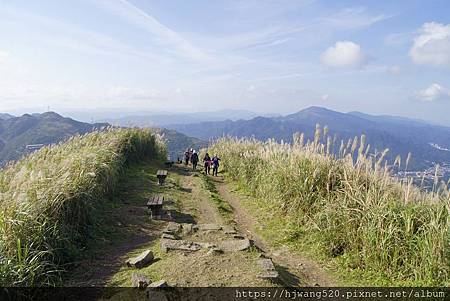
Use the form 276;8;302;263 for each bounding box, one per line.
0;128;166;286
209;125;449;286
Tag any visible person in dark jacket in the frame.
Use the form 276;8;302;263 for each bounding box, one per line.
212;154;221;176
184;149;190;165
191;150;199;171
203;153;212;175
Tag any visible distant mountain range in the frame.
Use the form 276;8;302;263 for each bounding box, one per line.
4;107;450;172
156;128;207;161
0;112;206;165
167;106;450;170
97;109;267;127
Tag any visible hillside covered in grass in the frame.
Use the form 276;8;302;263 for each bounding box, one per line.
0;112;109;166
0;128;166;286
209;128;449;286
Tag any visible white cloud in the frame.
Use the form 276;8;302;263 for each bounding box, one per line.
418;83;450;102
320;41;368;69
322;94;329;101
410;22;450;67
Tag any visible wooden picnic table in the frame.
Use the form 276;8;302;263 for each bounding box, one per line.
156;169;168;185
147;194;164;219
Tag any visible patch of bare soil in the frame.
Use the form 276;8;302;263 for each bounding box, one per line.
212;176;337;287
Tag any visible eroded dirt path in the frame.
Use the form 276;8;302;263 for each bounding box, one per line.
211;176;337;287
67;163;278;287
66;162;335;288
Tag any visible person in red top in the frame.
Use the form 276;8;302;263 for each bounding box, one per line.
203;153;212;175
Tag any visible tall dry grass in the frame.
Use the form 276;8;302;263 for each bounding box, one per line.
209;127;449;286
0;128;166;286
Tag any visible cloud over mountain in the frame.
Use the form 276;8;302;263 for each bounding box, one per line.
418;83;450;102
320;41;367;69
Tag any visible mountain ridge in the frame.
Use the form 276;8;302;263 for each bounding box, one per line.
167;106;450;170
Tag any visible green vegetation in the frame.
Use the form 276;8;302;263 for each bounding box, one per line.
209;128;450;286
156;128;207;161
0;112;108;165
201;174;233;222
0;128;166;286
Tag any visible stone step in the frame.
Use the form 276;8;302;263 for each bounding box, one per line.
126;250;154;269
161;239;202;252
219;239;251;252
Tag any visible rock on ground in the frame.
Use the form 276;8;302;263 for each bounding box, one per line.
207;247;223;255
222;226;237;234
148;280;168;287
163;222;181;234
197;242;217;249
161;233;179;240
131;273;149;288
257;270;279;279
126;250;154;269
258;258;275;270
161;239;202;252
181;223;194;235
257;258;279;280
195;223;222;231
219;239;251;252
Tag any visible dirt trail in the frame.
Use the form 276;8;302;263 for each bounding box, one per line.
66;163;277;287
66;162;335;287
211;176;337;287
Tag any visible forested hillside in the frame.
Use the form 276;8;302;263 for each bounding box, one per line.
0;112;108;165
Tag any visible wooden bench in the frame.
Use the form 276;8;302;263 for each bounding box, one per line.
156;170;168;185
147;194;164;219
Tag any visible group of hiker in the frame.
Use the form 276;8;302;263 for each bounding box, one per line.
183;148;221;176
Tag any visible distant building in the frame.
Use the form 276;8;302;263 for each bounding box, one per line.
25;144;45;151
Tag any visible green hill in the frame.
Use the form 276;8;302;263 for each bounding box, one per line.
0;112;108;165
156;128;207;160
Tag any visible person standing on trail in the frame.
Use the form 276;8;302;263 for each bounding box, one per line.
184;149;190;166
212;154;221;176
191;150;199;171
203;153;212;175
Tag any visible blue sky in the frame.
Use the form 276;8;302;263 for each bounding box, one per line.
0;0;449;124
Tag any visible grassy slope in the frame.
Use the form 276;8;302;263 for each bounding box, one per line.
0;128;166;286
209;135;450;286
